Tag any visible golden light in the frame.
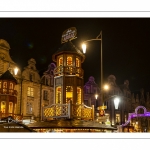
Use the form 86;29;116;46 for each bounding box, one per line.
114;97;120;109
14;67;18;75
95;94;98;99
82;43;86;53
104;84;109;90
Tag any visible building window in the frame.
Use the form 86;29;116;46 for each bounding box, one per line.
116;114;120;124
56;87;61;104
46;78;49;85
29;74;33;81
9;102;13;113
86;87;90;94
9;82;13;94
3;82;7;88
1;101;6;113
3;82;7;94
9;83;13;89
59;56;63;66
77;87;81;104
27;87;34;97
43;90;48;100
66;86;73;103
26;102;33;114
76;58;80;67
67;56;72;66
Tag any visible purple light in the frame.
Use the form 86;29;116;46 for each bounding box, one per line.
121;106;150;127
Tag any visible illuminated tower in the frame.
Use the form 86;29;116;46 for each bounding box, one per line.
52;41;85;105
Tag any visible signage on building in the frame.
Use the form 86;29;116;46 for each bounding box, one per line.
61;27;77;44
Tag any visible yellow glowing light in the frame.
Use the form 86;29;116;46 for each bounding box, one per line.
104;84;109;90
14;67;18;75
95;94;98;99
82;43;86;53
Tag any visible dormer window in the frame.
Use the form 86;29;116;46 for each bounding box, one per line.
9;83;13;89
3;82;7;88
9;82;13;94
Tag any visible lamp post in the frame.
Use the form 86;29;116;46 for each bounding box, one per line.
82;31;103;105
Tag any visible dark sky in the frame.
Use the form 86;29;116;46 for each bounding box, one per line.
0;18;150;93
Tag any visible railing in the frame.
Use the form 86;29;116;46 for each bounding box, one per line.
0;112;23;122
0;89;17;96
72;103;94;120
42;102;94;121
42;103;70;120
54;66;84;78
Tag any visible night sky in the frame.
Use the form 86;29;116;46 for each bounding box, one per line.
0;18;150;93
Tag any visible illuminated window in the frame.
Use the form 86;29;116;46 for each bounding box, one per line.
3;82;7;88
26;102;33;114
9;82;13;94
66;86;73;103
67;56;72;66
56;87;61;104
9;83;13;89
76;58;80;67
59;56;63;66
3;82;7;94
77;87;81;104
43;90;48;100
1;101;6;113
27;87;34;97
116;114;120;124
9;102;13;113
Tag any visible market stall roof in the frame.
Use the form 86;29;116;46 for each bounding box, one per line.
27;119;117;130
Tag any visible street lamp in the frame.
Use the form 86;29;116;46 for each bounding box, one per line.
14;67;19;75
95;94;98;99
114;97;120;109
82;31;103;105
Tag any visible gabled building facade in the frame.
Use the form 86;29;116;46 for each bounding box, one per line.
0;39;55;121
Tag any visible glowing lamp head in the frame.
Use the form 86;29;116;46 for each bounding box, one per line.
82;43;86;54
114;97;120;109
95;94;98;99
14;67;18;75
104;84;109;90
